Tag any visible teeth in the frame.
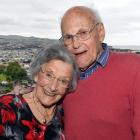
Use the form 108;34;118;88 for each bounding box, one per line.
45;91;56;96
43;88;57;96
48;94;55;96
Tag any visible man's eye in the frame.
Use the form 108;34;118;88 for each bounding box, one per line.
64;35;72;40
79;31;88;35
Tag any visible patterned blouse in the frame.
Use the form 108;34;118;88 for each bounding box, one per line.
0;94;65;140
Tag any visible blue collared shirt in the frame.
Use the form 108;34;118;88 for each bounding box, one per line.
80;43;109;80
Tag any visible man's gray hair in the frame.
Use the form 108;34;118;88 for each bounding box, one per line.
30;42;79;92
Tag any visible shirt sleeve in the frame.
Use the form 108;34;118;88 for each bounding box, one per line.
0;95;17;136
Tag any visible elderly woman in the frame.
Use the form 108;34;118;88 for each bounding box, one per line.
0;43;79;140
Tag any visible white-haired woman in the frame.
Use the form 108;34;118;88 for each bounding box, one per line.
0;43;79;140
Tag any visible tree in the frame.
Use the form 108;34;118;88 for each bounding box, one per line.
5;62;27;82
0;64;6;74
0;73;13;94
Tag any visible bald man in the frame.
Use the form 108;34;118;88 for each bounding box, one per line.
60;6;140;140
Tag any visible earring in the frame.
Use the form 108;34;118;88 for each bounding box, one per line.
34;76;37;83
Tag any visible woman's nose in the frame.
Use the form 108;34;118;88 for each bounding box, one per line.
49;79;59;91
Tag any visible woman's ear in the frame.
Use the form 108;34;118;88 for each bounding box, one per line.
34;75;38;83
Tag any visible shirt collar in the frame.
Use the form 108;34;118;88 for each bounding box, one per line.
80;43;109;80
97;43;109;67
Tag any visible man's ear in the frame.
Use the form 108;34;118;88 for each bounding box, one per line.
97;23;105;42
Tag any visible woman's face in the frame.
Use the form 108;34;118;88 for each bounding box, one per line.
34;59;73;107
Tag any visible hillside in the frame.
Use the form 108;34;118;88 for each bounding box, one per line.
0;35;59;50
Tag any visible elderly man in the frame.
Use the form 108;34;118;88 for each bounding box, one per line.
61;6;140;140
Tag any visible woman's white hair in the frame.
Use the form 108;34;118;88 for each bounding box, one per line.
30;42;79;92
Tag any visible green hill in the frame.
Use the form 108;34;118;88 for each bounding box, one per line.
0;35;59;50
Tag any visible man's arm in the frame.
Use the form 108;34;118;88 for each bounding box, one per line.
132;68;140;140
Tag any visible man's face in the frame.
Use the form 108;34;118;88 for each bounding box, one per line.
61;13;104;70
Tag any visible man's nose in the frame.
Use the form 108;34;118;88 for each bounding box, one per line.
72;36;80;49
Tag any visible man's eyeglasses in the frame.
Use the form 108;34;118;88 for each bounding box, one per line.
40;67;70;89
61;23;99;45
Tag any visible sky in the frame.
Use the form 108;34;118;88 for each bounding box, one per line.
0;0;140;50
